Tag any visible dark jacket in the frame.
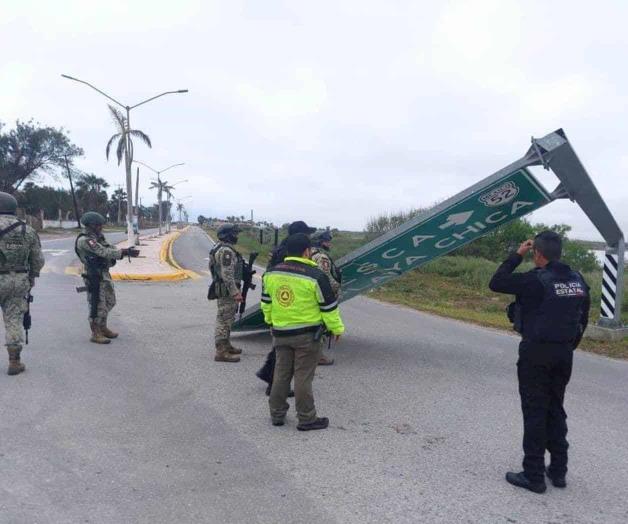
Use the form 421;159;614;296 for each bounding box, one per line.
489;253;590;346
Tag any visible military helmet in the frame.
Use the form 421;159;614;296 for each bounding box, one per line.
217;223;241;241
80;211;106;227
313;230;333;244
0;192;18;215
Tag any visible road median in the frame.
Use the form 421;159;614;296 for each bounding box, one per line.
110;227;199;281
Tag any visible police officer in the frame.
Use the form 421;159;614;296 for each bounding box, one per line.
0;192;45;375
208;224;244;362
261;233;344;430
311;230;342;366
489;231;590;493
256;220;317;393
75;212;139;344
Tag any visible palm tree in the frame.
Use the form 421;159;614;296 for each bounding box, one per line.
105;104;151;239
105;105;152;166
176;202;184;223
149;178;174;235
75;173;109;215
76;174;109;193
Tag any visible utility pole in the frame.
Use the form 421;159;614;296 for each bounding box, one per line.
134;166;140;242
63;156;81;228
61;74;188;246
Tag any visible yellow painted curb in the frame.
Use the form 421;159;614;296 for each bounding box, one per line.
111;227;199;282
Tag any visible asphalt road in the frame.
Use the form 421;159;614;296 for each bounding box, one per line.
1;226;627;523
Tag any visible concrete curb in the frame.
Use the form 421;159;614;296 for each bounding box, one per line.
111;227;199;282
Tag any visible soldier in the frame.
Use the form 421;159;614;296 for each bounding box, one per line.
75;212;139;344
0;192;45;375
311;230;342;365
208;224;244;362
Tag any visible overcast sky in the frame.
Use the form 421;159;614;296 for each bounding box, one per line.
2;0;627;240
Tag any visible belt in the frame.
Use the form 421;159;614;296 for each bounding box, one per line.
0;269;28;274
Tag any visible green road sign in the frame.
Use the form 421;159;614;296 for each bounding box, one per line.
233;168;552;331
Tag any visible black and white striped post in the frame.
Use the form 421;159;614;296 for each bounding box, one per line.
598;239;625;328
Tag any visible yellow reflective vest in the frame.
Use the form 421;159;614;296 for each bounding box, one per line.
261;256;344;337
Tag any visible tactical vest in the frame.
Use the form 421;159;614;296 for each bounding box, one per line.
74;233;110;273
310;247;342;284
208;243;243;297
0;218;28;272
528;268;588;343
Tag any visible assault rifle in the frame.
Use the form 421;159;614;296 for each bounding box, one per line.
239;252;258;319
23;293;33;344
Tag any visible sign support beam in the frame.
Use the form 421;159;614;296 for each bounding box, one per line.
530;129;625;329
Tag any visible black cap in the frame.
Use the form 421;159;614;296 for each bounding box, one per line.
285;233;312;257
288;220;316;235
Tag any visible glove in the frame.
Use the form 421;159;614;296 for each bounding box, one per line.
121;248;140;258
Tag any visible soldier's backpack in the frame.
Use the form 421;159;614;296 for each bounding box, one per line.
0;219;27;270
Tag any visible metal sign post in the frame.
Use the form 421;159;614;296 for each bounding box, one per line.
528;129;625;331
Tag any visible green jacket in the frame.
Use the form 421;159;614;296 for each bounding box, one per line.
261;256;344;337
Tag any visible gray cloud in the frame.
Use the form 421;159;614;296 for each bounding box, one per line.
2;0;627;240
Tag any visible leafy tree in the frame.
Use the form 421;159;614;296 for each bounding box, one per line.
108;188;127;224
16;183;74;219
197;215;207;225
75;173;109;216
0;120;83;193
105;105;151;165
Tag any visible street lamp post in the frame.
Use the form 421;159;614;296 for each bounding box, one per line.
134;161;184;235
61;74;188;246
164;180;188;233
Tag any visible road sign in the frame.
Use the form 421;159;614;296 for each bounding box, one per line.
233;168;552;331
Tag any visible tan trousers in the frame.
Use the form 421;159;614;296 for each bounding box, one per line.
269;332;321;424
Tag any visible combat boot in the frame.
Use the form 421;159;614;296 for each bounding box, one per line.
215;340;240;362
90;321;111;344
101;322;119;339
227;341;242;355
7;346;25;376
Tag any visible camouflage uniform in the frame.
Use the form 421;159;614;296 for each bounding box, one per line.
210;243;243;342
310;247;341;297
311;243;342;366
75;231;122;333
0;215;45;374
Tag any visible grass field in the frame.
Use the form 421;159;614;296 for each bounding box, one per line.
370;256;628;359
204;224;628;359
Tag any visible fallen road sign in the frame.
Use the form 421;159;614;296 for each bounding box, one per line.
233;167;552;332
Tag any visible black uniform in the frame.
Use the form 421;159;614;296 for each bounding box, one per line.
256;239;289;386
489;253;590;484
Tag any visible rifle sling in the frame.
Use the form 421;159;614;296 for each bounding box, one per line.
0;220;26;239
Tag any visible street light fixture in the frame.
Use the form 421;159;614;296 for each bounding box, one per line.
135;161;185;235
61;74;188;246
